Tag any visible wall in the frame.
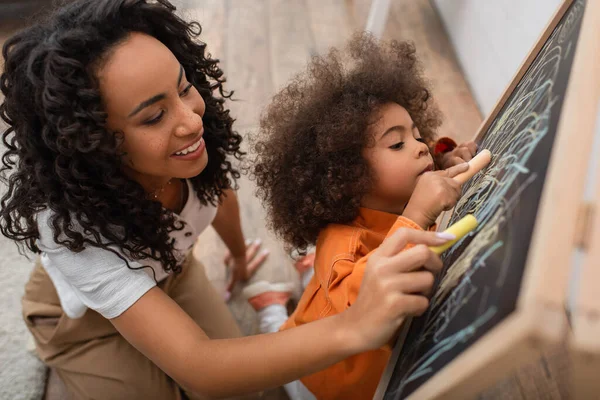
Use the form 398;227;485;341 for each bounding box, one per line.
433;0;562;115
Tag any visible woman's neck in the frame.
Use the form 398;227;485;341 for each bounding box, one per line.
123;168;185;213
156;179;185;213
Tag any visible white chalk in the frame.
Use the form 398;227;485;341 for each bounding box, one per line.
453;149;492;185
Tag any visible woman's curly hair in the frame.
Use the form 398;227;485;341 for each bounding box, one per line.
0;0;243;274
252;33;441;254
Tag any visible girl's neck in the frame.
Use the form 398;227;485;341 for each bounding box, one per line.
360;195;407;216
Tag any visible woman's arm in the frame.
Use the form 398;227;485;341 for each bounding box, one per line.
212;188;247;260
113;287;354;397
212;188;267;290
111;228;449;398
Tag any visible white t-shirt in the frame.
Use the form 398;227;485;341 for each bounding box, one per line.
36;180;218;319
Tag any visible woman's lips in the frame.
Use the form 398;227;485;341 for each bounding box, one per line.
171;137;206;160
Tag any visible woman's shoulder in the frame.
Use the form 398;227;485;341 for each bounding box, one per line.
36;208;61;251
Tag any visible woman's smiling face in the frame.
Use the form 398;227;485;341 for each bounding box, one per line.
97;32;208;191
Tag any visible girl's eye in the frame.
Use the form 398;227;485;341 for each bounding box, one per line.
180;83;193;97
389;142;405;150
144;110;164;126
416;138;426;144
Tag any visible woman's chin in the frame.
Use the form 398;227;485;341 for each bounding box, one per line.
177;152;209;179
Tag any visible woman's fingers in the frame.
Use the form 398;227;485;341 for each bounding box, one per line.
377;229;453;258
387;244;443;274
394;294;430;317
224;238;256;266
396;270;436;296
246;248;269;277
245;239;262;262
223;251;232;266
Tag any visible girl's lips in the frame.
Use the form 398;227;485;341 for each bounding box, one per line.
419;163;434;175
171;137;206;160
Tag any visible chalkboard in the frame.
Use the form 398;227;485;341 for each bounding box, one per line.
376;1;592;398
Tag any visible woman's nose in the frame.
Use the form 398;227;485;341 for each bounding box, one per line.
174;106;203;137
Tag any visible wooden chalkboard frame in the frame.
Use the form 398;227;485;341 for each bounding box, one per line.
376;0;600;398
570;108;600;398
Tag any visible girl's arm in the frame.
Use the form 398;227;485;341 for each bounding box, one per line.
111;228;449;398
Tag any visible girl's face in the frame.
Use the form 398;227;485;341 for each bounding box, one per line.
362;102;434;214
97;33;207;191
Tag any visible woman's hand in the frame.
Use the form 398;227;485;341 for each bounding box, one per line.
224;239;269;293
402;163;469;229
111;229;452;396
341;228;451;352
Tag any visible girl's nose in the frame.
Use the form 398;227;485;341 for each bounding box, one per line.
416;140;429;158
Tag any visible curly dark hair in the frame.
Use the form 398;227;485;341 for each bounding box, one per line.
0;0;243;274
252;33;441;254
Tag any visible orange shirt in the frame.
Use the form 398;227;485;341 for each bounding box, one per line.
280;207;426;400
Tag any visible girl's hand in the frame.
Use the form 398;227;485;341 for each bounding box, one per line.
402;163;469;229
436;141;477;169
341;228;450;352
224;240;269;293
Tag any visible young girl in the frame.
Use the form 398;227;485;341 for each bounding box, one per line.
249;33;477;400
0;1;454;399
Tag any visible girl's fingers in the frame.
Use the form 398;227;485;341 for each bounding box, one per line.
455;147;474;162
465;141;478;156
378;229;452;258
444;162;470;178
449;156;466;167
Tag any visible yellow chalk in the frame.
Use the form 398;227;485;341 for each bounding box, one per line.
429;214;478;255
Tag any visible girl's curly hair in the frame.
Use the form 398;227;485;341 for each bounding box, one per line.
0;0;243;274
252;33;441;254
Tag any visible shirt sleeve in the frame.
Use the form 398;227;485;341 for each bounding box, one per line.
325;216;424;313
36;214;156;319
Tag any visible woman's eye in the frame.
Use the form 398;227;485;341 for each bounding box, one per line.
144;110;164;126
389;142;405;150
180;83;193;97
